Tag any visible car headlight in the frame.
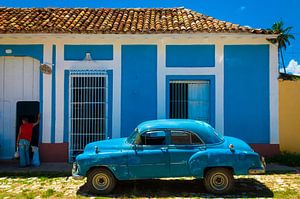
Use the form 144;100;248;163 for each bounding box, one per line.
72;162;78;174
260;156;266;167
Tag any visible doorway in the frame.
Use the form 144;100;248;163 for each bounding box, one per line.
69;70;108;160
0;56;39;159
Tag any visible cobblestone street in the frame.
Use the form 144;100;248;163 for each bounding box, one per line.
0;173;299;198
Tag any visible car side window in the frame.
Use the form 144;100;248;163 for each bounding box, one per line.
171;131;203;145
137;131;166;145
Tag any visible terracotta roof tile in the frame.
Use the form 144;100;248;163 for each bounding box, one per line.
0;7;275;34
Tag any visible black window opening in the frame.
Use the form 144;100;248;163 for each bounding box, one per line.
169;80;210;123
170;131;204;145
139;131;166;145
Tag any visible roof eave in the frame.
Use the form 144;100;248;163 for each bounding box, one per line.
0;32;279;39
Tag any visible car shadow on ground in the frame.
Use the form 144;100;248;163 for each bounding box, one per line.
77;178;273;198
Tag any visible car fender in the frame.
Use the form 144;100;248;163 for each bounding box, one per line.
77;152;128;180
188;148;239;177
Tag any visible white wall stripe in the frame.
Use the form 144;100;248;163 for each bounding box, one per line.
42;43;52;143
112;42;121;138
157;39;166;119
0;33;278;40
215;43;224;134
269;44;279;144
55;43;65;143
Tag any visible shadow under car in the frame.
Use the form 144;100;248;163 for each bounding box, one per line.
77;177;273;198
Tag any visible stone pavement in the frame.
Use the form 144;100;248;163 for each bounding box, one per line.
266;163;299;173
0;160;71;175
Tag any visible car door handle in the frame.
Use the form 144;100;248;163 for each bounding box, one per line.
161;147;168;152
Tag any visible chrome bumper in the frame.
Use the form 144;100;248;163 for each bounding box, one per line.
72;162;84;180
248;156;266;174
248;168;265;174
72;173;84;180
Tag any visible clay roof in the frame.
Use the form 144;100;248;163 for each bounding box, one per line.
0;7;275;34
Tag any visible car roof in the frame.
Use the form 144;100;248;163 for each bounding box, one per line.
137;119;214;135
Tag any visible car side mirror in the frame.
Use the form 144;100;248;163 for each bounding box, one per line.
132;144;137;150
229;144;235;153
132;144;142;151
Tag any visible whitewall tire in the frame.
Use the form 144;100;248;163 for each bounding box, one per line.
87;168;116;195
204;168;234;194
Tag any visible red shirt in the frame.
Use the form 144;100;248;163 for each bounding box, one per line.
19;123;34;142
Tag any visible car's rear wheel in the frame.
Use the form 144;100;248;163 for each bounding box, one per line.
87;168;116;195
204;168;234;194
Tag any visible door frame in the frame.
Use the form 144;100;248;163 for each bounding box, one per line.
68;70;109;161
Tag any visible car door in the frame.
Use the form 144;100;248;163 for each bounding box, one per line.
127;130;170;179
168;130;205;177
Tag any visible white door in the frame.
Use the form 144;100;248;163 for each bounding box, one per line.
0;56;39;159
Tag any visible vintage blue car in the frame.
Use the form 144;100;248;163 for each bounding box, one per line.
72;119;265;195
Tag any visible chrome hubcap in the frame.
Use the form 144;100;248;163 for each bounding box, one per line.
92;173;110;191
210;172;229;191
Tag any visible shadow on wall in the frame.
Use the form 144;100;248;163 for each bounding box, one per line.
279;79;300;153
77;178;273;198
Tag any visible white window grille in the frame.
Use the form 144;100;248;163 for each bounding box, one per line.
169;80;210;123
69;70;108;161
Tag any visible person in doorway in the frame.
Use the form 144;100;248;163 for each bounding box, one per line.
16;114;40;167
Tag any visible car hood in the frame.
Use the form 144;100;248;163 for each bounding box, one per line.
223;136;254;152
84;138;130;153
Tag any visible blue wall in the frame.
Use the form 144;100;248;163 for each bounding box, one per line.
121;45;157;137
0;45;43;62
63;70;70;143
166;45;215;67
224;45;270;143
64;45;113;60
166;75;215;127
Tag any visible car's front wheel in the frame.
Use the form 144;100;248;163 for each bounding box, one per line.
87;168;116;195
204;168;234;194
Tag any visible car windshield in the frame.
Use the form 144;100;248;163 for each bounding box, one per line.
200;126;224;144
126;128;139;144
213;130;224;143
214;130;224;141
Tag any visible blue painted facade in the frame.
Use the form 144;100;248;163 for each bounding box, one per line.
0;41;275;161
0;44;269;144
166;45;215;67
121;45;157;137
64;45;113;60
0;45;43;62
224;45;270;143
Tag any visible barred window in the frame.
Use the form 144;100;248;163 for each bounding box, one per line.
169;80;210;123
